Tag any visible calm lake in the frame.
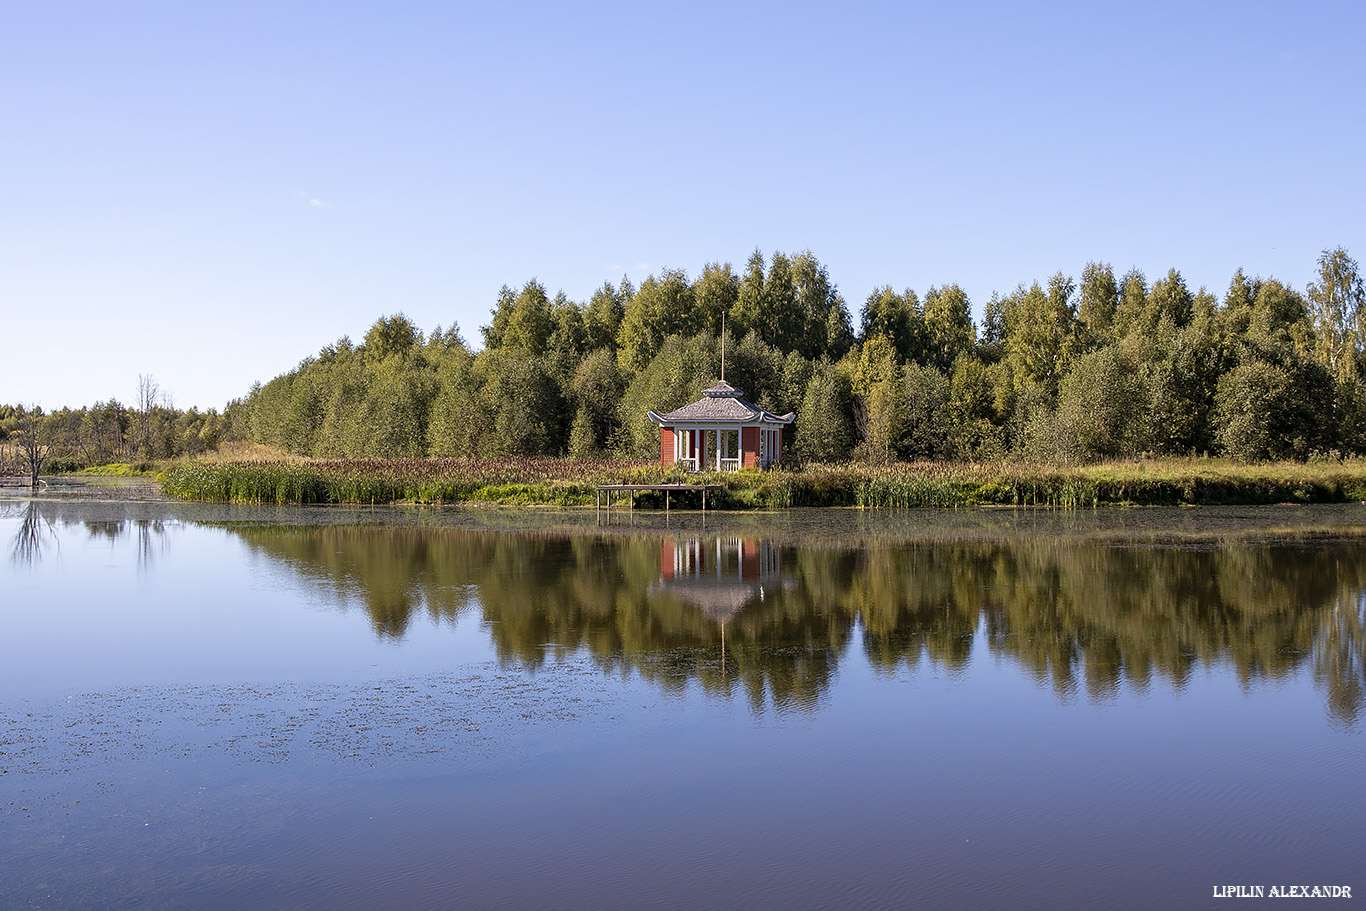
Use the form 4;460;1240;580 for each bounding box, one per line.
2;493;1363;909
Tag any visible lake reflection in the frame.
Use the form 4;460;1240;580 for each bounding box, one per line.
223;517;1366;724
4;499;1365;910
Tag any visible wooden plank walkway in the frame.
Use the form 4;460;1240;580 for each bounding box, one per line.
596;484;722;512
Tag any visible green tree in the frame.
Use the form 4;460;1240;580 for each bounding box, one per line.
477;350;565;456
1143;269;1194;335
792;251;844;358
859;286;923;362
1142;320;1220;455
1221;268;1259;340
726;331;783;412
570;348;626;454
427;348;486;457
777;350;813;418
1214;357;1333;460
855;375;903;465
316;357;373;456
503;280;554;356
1247;278;1313;355
728;250;806;352
898;363;951;460
481;285;518;349
545;291;589;397
730;250;768;340
793;362;854;463
850;335;898;399
363;313;421;363
922;284;975;371
617;332;719;457
585;280;627;351
1307;246;1365;385
617;269;698;371
1113;268;1148;339
822;293;856;362
1056;344;1147;459
979;293;1006;362
360;355;437;457
567;405;599;459
763;252;802;352
946;355;1006;461
1077;262;1118;348
693;262;739;337
1002;275;1075;394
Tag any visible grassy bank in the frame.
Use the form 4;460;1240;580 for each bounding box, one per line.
159;457;1366;508
162;458;662;506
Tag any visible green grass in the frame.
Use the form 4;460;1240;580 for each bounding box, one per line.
74;463;158;477
160;456;1366;508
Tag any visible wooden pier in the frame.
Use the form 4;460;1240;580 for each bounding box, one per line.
596;483;722;513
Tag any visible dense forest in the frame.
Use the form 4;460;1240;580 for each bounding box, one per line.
228;247;1366;465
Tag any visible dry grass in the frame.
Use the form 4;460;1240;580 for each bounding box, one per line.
191;440;304;463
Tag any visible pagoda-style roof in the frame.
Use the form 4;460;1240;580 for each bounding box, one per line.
649;575;767;623
648;380;795;426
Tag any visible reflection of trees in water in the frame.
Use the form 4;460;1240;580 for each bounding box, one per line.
80;517;167;570
1314;591;1365;727
7;502;174;576
233;527;481;637
230;524;1366;721
235;528;848;713
9;501;56;566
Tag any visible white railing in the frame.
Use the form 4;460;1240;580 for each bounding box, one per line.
719;458;740;472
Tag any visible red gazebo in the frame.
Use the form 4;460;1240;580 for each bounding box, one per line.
647;380;795;471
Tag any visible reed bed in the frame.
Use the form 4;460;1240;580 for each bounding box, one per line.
161;456;1366;508
162;457;659;505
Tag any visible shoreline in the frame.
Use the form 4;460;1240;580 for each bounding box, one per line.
9;456;1366;511
153;458;1366;510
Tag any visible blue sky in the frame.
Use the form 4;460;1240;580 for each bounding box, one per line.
3;0;1363;410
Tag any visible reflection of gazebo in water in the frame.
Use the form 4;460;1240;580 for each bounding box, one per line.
647;381;794;472
649;536;789;626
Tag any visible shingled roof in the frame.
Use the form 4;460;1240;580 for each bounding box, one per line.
648;381;795;425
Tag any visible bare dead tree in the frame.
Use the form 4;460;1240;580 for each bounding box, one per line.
135;374;160;460
16;405;49;489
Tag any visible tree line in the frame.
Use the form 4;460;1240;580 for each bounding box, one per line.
9;246;1353;472
228;246;1366;465
1;376;225;477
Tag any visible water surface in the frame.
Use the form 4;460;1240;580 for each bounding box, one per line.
2;497;1363;909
